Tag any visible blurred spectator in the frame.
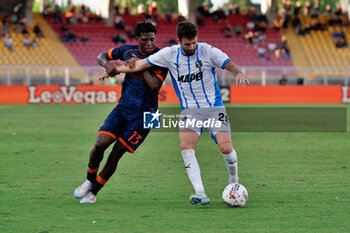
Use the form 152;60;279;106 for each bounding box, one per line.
274;8;287;30
164;12;173;23
227;4;240;15
124;6;131;15
275;36;290;58
309;18;324;31
254;31;265;44
23;34;31;48
305;1;311;14
302;6;309;16
227;4;234;15
291;1;302;28
250;7;259;22
65;2;77;24
32;38;39;47
137;4;146;15
233;4;240;15
62;27;77;43
242;6;250;17
0;22;10;37
268;43;277;52
244;31;254;44
246;21;255;31
53;2;62;23
33;24;45;38
293;1;302;15
81;32;90;43
4;34;13;51
145;14;157;26
324;4;334;25
197;2;210;18
114;5;120;15
80;4;88;15
222;23;234;38
168;38;177;47
148;1;158;21
334;4;344;25
112;33;126;44
79;4;90;23
14;23;22;34
257;47;266;58
279;74;288;85
11;14;18;24
235;24;243;36
284;0;292;16
114;14;125;30
291;16;301;28
21;23;29;35
332;27;348;48
42;1;51;17
255;18;268;33
212;7;226;21
310;0;320;18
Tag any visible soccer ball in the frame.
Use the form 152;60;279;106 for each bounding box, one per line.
222;183;248;207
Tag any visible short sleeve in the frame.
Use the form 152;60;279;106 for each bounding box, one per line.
149;66;168;83
146;47;171;68
107;45;127;61
207;45;231;69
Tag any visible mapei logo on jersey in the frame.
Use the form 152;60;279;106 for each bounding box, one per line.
143;110;161;129
178;71;203;83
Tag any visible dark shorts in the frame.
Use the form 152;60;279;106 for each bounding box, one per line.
98;105;150;153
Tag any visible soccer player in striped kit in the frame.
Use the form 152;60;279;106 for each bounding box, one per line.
101;21;249;205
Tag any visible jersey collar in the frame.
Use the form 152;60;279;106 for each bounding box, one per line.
139;46;156;55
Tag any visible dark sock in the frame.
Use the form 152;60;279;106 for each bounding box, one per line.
87;167;99;183
90;174;108;195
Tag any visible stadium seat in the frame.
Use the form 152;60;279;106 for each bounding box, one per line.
43;14;294;68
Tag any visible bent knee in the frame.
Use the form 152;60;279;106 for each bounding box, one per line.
180;142;195;150
218;142;233;154
93;141;109;152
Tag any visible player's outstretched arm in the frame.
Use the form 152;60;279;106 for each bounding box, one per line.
116;59;152;73
224;60;250;86
97;51;119;77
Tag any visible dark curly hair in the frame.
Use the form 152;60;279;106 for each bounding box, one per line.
176;21;197;42
134;21;157;37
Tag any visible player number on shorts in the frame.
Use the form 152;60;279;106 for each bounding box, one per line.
128;131;142;145
218;113;229;124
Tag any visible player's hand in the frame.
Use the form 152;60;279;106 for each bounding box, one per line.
125;57;140;70
236;72;250;86
104;61;120;77
98;72;109;82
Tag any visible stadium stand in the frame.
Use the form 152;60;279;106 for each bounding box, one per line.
284;14;350;80
45;14;293;68
1;13;79;67
0;13;84;85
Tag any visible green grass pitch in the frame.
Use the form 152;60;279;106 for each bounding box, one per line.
0;104;349;233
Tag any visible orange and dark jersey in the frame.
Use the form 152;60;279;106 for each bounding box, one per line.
107;44;168;110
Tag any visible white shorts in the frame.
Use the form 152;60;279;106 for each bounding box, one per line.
179;107;231;136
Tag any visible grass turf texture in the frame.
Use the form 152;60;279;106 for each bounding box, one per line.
0;104;349;233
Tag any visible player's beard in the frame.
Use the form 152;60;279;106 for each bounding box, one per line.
184;49;196;56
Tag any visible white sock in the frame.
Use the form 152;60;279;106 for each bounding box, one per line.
181;149;205;194
222;148;239;184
